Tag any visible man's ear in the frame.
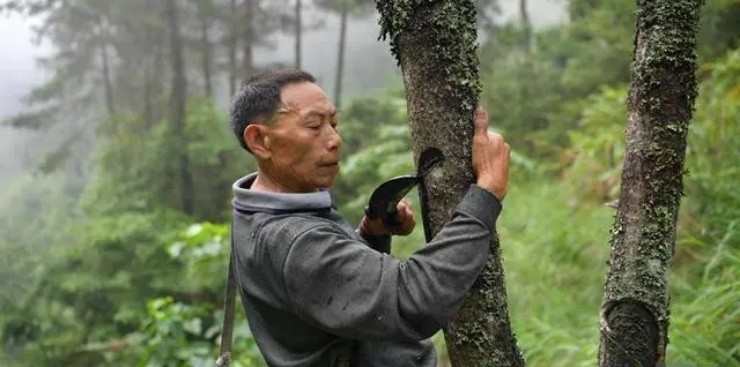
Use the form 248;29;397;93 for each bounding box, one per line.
244;123;272;159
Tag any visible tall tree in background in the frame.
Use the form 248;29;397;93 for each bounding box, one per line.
227;0;239;95
315;0;373;108
376;1;523;366
291;0;328;71
242;0;255;77
195;0;215;97
295;0;302;68
334;0;348;108
0;0;128;174
99;40;116;115
598;1;703;366
519;0;532;53
475;0;500;31
166;0;195;215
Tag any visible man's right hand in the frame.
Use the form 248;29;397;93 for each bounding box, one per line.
471;106;510;201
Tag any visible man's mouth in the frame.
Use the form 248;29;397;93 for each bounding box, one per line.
320;161;339;167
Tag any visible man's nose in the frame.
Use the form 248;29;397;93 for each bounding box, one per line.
326;126;342;151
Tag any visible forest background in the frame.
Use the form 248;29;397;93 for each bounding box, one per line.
0;0;737;366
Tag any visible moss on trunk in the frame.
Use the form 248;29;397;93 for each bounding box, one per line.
599;1;703;366
377;1;524;366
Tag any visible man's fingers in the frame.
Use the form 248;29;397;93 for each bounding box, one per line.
403;205;414;223
391;200;415;235
395;200;412;222
474;106;488;135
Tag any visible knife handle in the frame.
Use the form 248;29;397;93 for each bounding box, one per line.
364;206;402;230
381;210;401;228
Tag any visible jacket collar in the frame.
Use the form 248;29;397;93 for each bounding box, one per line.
232;173;334;213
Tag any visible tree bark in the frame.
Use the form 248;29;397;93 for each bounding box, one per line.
377;1;523;366
166;0;195;216
295;0;302;68
599;1;703;366
334;3;348;108
197;0;214;98
243;0;255;78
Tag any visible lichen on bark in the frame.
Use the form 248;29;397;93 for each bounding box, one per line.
599;0;703;366
378;0;482;112
376;1;523;366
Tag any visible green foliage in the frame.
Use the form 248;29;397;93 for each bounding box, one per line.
168;223;230;291
334;96;414;223
669;230;739;367
481;34;567;155
496;175;613;367
559;0;635;96
683;48;740;241
3;0;738;365
185;98;251;221
82;98;246;220
478;0;634;160
565;86;627;201
136;296;215;366
123;223;265;367
698;0;740;60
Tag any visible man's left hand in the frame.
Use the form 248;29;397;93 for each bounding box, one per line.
360;200;416;237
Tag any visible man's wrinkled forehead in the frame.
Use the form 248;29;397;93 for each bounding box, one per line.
280;82;331;110
280;103;336;117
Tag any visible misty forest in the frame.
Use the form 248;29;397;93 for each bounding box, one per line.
0;0;737;366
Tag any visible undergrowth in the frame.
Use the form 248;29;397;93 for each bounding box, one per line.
394;170;738;367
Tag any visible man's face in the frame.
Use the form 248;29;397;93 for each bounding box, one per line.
263;82;342;192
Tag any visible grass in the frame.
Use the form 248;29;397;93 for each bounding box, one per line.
498;174;611;367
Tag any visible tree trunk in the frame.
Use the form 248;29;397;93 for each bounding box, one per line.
143;64;153;128
519;0;532;53
166;0;195;216
376;1;523;366
243;0;255;78
334;4;348;108
228;0;238;95
599;1;703;366
197;0;214;98
295;0;302;68
148;42;166;129
100;41;115;116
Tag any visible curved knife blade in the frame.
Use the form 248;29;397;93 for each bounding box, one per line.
365;175;418;227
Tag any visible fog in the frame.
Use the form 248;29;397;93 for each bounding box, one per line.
0;0;566;181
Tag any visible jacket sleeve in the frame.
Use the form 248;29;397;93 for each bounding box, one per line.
356;230;391;254
281;185;501;342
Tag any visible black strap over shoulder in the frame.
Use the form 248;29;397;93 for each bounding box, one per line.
334;339;358;367
216;217;238;367
217;211;358;367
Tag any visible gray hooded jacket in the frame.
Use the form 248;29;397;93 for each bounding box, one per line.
231;173;501;367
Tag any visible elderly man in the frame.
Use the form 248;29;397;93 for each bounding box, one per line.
229;69;510;367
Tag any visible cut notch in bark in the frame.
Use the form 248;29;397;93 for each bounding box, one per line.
599;299;660;367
